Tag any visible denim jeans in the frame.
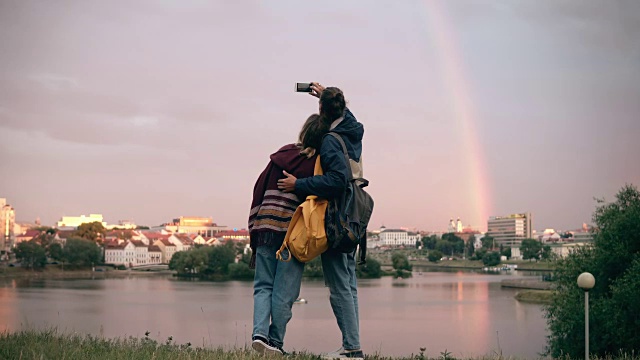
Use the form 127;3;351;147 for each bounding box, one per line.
252;238;305;348
321;249;360;350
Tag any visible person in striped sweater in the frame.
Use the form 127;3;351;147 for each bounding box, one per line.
249;113;328;356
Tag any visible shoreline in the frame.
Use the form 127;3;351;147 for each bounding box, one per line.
0;267;174;280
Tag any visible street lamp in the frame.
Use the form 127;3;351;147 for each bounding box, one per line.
577;272;595;360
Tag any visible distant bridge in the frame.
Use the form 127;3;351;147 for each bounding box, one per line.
130;264;170;271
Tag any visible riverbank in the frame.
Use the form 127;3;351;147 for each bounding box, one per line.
501;279;553;290
0;266;173;280
406;259;556;272
514;290;553;304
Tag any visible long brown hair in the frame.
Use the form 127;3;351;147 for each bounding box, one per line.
298;114;329;157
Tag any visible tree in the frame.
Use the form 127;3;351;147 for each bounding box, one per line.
169;249;209;274
428;250;443;263
482;251;501;266
466;236;475;258
228;262;254;279
540;245;552;260
481;236;495;250
441;233;465;255
169;251;188;273
74;222;106;243
15;241;47;269
501;246;512;259
472;248;487;261
546;184;640;357
391;252;412;272
48;242;64;261
33;228;56;248
356;258;381;278
520;238;543;261
421;235;437;250
204;243;236;275
63;237;101;268
435;240;452;256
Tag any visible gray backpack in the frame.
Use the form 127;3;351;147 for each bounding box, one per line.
324;133;374;264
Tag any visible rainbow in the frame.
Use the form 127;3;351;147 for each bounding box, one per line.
420;0;493;231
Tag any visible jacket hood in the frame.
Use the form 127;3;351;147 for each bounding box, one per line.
332;109;364;144
270;144;312;173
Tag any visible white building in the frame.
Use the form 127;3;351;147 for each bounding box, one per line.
148;245;162;264
154;239;177;263
56;214;107;229
105;241;136;267
366;234;381;249
550;242;594;258
104;239;163;267
131;240;148;266
169;234;194;252
104;242;127;265
106;220;137;230
379;228;420;247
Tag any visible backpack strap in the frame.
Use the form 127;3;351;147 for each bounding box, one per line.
327;132;368;187
327;132;352;181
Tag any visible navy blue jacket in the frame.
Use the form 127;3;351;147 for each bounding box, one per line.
295;108;364;199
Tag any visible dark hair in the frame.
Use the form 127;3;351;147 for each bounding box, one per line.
298;114;329;151
319;87;346;124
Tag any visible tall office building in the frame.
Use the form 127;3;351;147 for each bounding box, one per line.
486;212;532;246
0;198;16;256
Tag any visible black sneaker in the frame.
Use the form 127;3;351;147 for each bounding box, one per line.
251;336;284;356
269;341;289;356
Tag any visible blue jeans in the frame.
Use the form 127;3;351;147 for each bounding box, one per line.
252;239;305;348
321;249;360;350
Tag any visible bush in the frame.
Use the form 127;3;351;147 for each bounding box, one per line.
356;258;381;278
482;252;501;266
428;250;443;263
546;184;640;357
228;262;254;280
303;257;323;277
391;252;412;271
471;248;487;261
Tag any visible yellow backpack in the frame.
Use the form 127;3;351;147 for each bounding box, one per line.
276;156;328;263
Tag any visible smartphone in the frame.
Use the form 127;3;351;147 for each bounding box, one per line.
295;83;312;92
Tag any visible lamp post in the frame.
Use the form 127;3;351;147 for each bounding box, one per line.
577;272;595;360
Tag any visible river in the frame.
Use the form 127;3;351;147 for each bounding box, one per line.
0;269;548;358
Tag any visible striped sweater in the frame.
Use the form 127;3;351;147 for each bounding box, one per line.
248;144;317;266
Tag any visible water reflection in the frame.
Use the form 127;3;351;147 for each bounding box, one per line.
0;272;547;358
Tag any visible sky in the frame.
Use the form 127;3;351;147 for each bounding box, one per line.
1;0;639;232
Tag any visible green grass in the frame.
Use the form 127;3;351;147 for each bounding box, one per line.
502;261;556;271
409;259;485;269
2;329;640;360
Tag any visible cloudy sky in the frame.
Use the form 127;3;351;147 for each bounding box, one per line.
1;0;638;232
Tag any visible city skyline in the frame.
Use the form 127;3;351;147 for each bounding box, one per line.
1;1;639;232
3;202;596;234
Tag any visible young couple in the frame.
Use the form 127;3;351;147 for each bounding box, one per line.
248;82;365;359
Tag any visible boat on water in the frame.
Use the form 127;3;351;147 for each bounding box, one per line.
294;298;307;304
